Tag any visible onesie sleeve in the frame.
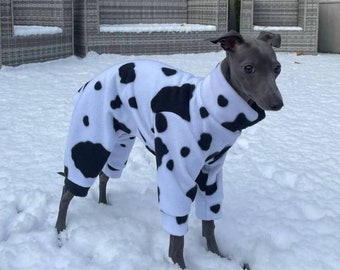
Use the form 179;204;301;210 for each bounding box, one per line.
153;112;205;217
195;151;228;221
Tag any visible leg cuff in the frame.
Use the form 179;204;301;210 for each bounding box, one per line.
102;165;123;179
64;178;90;197
161;212;189;236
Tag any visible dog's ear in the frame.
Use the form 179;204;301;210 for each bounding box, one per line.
210;30;244;52
257;31;281;48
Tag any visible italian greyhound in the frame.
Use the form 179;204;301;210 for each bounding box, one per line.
56;30;283;269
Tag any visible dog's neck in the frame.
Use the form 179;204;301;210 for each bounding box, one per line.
220;58;250;103
199;63;265;132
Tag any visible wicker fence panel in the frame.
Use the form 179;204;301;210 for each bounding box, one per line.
240;0;318;54
253;0;299;26
74;0;227;57
13;0;64;27
100;0;188;24
187;0;218;25
1;0;73;66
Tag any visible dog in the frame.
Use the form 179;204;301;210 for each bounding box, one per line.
56;30;283;269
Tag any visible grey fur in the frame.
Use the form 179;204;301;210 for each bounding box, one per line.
56;30;283;269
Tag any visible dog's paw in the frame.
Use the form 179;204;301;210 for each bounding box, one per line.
56;229;69;248
242;262;251;270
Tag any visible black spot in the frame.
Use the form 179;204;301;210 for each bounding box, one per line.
186;186;197;202
166;160;174;171
84;81;90;90
78;81;90;92
83;81;90;90
94;81;102;90
162;67;177;76
113;118;131;134
151;127;155;134
151;83;195;122
195;170;217;196
176;215;188;225
205;146;231;164
205;152;219;164
221;114;249;132
120;144;126;148
217;95;229;107
119;63;136;84
196;170;208;191
83;81;90;89
221;101;266;132
157;186;160;202
155;113;168;133
206;181;218;195
210;204;221;214
111;95;122;109
155;137;169;169
139;130;146;142
128;97;138;109
83;115;89;126
199;107;209;118
198;133;212;151
180;147;190;157
107;163;119;171
71;141;110;178
146;145;156;156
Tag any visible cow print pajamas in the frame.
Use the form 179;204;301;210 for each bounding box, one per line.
63;59;265;236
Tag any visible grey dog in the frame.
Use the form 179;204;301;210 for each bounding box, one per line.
56;30;283;269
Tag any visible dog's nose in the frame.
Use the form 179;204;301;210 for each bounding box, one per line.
270;101;283;111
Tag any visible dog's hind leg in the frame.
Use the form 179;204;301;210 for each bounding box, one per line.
202;220;223;257
169;235;186;269
55;185;74;233
99;137;136;204
98;171;109;204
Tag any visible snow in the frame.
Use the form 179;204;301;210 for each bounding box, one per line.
1;51;340;270
13;25;63;36
100;23;216;33
254;25;303;31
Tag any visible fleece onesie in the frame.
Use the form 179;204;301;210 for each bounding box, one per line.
63;59;265;236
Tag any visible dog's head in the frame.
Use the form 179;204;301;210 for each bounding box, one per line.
211;30;283;111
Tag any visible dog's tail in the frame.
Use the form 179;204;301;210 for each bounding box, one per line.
57;166;68;177
57;171;65;177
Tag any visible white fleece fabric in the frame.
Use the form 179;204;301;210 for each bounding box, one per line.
63;59;265;236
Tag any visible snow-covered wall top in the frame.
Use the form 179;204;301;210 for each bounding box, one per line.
100;23;217;33
13;25;63;37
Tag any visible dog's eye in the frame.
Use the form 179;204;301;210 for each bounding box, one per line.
244;65;254;74
274;65;281;74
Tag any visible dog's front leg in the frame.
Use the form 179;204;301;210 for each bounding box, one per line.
98;171;109;204
169;235;186;269
55;185;74;233
202;220;223;257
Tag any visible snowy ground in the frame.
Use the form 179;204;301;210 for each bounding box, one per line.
0;51;340;270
